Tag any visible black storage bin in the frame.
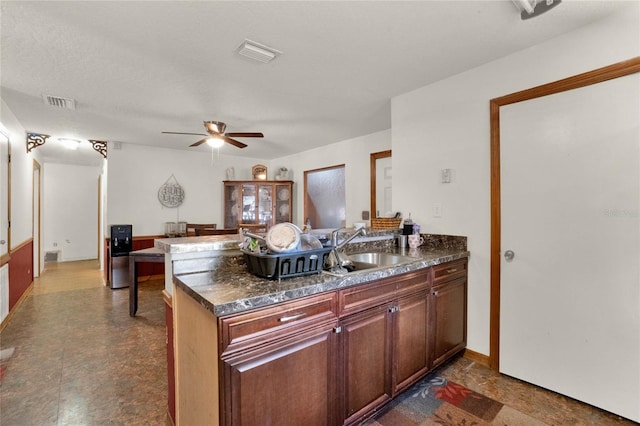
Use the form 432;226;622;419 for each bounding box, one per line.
242;247;332;280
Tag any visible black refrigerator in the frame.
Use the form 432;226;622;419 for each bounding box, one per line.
109;224;132;289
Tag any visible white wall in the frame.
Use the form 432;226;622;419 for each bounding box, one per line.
1;99;36;250
106;143;265;235
273;129;391;228
43;163;102;261
391;5;639;355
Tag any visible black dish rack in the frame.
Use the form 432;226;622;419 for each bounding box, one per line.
242;247;332;280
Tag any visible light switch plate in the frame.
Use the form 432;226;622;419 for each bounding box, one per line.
441;169;452;183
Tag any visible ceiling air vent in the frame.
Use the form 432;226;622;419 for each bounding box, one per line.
42;94;76;110
237;39;282;64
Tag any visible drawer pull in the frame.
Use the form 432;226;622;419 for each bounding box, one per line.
278;313;307;322
432;291;439;296
445;268;458;274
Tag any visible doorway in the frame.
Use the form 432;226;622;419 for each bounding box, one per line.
304;164;346;229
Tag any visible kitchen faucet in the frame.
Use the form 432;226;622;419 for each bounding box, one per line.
325;227;367;273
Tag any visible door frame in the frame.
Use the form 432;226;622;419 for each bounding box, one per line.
489;57;640;370
33;160;41;277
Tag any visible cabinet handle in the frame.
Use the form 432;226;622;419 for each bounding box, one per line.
334;326;342;334
446;268;458;273
389;306;399;313
279;313;307;322
432;291;439;296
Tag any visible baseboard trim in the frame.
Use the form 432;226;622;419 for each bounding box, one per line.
463;348;490;367
162;289;172;307
0;281;34;333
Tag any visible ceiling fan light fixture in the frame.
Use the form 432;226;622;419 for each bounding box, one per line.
237;39;282;63
206;136;224;148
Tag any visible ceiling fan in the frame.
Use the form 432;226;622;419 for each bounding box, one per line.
162;121;264;149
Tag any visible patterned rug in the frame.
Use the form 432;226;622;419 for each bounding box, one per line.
365;375;546;425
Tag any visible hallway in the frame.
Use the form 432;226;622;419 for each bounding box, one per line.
0;260;169;425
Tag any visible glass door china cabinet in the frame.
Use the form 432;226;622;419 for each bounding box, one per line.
223;181;293;230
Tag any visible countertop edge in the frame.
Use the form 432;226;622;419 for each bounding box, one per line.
173;249;470;318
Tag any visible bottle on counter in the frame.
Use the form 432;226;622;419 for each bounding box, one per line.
403;213;413;235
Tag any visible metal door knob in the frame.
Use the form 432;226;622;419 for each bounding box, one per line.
0;240;5;245
504;250;515;261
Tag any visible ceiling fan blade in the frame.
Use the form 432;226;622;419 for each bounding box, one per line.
221;135;247;149
190;138;210;147
225;132;264;138
162;131;207;136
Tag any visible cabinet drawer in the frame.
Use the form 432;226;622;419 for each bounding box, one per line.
220;292;338;356
433;259;467;285
338;269;430;318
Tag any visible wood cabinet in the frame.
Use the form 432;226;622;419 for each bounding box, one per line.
340;302;393;422
219;293;339;426
431;259;468;368
176;258;467;426
337;270;430;425
223;180;293;229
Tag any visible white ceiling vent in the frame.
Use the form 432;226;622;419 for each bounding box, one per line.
42;94;76;110
237;39;282;63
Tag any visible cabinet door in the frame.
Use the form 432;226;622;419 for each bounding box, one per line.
241;183;257;224
274;183;292;224
257;184;273;226
431;277;467;367
340;304;393;425
393;291;430;394
224;184;241;228
222;322;339;426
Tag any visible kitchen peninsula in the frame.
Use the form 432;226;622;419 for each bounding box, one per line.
156;231;469;426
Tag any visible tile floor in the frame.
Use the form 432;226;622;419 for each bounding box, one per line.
0;260;170;425
0;260;636;425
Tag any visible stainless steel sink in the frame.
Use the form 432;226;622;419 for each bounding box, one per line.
323;252;419;276
347;252;417;267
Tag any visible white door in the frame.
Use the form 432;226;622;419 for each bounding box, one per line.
0;128;8;259
500;73;639;422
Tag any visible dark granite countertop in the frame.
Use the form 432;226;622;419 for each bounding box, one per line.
173;243;469;318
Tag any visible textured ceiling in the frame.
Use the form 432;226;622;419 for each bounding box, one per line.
1;1;631;166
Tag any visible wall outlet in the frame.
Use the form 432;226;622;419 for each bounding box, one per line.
362;210;370;220
433;203;442;218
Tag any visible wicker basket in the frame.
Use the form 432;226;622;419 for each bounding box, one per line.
370;217;402;230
